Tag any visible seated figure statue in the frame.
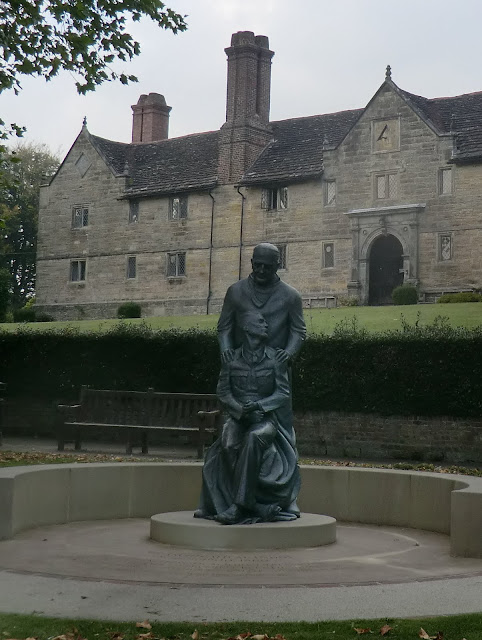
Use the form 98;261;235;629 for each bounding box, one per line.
194;310;301;524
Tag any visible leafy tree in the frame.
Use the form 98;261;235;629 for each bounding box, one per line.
0;142;60;307
0;1;186;96
0;267;10;321
0;1;187;169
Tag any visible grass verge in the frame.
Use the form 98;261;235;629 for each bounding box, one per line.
0;612;481;639
0;449;480;476
1;303;481;335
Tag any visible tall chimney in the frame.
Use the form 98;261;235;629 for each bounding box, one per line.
218;32;274;184
131;93;171;143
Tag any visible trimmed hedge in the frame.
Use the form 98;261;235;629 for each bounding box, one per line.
437;292;482;303
0;321;481;418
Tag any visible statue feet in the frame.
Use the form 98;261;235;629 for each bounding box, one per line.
273;510;298;521
214;504;243;525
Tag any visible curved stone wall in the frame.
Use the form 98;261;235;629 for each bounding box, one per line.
0;462;480;557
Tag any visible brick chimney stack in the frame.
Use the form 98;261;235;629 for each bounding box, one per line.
131;93;171;143
218;32;274;184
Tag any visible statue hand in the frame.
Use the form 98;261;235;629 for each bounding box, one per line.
221;348;235;364
243;401;259;413
275;348;290;363
250;410;265;423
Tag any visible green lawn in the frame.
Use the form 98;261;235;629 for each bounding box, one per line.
1;303;482;335
0;612;481;640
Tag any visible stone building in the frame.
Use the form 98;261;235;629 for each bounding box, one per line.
36;31;482;319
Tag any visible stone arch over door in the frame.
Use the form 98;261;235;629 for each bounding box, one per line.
367;233;404;305
345;203;425;305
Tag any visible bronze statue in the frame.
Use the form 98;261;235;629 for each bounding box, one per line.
195;243;306;525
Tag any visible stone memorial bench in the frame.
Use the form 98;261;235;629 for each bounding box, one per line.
57;386;222;458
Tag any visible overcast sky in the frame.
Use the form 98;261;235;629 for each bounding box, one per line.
2;0;482;157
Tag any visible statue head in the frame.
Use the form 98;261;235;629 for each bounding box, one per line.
251;243;280;287
242;311;269;341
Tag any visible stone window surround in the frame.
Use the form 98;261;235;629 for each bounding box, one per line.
71;204;90;229
276;243;287;270
129;200;139;224
167;251;186;278
169;195;188;221
69;259;86;283
261;186;288;211
345;203;425;305
374;171;399;200
438;167;453;196
323;179;336;206
438;232;453;262
127;255;137;279
322;241;335;269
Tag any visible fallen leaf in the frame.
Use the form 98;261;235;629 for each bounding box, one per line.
434;634;443;640
354;630;372;635
136;623;152;631
108;634;124;640
251;636;267;640
137;634;153;640
419;631;430;640
191;632;199;640
380;625;392;636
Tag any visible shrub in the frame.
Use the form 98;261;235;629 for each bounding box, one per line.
337;295;359;307
392;284;418;305
13;307;37;322
35;312;55;322
437;292;482;303
117;301;142;319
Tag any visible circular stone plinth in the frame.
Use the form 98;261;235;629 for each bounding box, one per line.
150;511;336;550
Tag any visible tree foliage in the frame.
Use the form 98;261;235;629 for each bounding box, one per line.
0;142;60;307
0;267;10;320
0;1;187;173
0;1;187;95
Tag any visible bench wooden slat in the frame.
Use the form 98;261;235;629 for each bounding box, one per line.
58;388;221;457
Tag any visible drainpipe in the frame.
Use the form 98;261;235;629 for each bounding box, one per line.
237;186;246;281
206;190;215;314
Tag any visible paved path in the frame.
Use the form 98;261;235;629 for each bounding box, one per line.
1;518;481;622
1;437;481;622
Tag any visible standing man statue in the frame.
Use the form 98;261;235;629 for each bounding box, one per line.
217;243;306;364
194;243;306;524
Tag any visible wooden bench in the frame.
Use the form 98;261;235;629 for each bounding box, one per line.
57;386;222;458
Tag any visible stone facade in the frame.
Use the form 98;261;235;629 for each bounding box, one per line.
36;34;482;319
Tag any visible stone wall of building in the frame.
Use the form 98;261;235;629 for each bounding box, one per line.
36;77;482;320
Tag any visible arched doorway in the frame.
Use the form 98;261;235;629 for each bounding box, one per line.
368;234;404;305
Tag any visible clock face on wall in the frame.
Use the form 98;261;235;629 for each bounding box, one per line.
372;118;400;153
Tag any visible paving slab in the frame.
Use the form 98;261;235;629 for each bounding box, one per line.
1;438;481;622
0;518;481;622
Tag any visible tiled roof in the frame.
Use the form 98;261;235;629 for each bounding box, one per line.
90;131;219;197
89;85;482;197
240;109;363;185
399;88;482;161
